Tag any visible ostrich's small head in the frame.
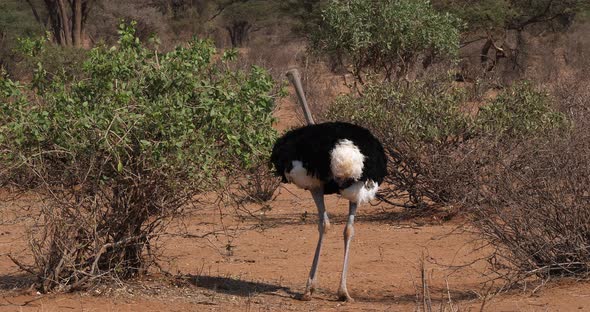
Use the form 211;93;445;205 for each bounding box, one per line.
330;139;365;183
285;69;299;84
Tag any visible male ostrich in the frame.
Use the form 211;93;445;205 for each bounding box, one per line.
271;69;387;302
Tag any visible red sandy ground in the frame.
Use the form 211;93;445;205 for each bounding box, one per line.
1;185;590;311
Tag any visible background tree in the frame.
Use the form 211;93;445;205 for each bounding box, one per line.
437;0;588;71
0;0;44;70
311;0;461;83
209;0;283;47
281;0;325;35
25;0;96;47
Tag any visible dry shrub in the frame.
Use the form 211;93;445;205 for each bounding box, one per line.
552;69;590;123
23;179;187;292
213;166;278;232
466;77;590;284
237;40;305;83
469;129;590;282
300;56;345;120
401;78;590;285
234;164;281;204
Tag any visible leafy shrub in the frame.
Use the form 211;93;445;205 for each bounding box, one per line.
324;79;470;207
0;22;279;292
324;79;566;208
311;0;461;81
476;82;568;138
11;34;88;81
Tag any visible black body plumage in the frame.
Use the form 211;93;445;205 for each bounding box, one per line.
270;122;387;194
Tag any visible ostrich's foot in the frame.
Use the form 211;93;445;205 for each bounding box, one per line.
300;288;314;301
337;289;354;302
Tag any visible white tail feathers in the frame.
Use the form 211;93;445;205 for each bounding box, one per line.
340;180;379;204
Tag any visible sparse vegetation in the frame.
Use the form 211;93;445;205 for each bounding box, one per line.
439;0;586;31
0;0;44;73
465;80;590;284
325;73;590;289
323;70;583;287
235;164;281;204
0;0;589;306
312;1;588;288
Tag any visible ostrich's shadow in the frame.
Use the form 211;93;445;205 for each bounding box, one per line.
182;274;479;304
0;273;35;291
182;274;299;299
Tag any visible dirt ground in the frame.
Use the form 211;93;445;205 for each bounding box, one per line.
1;184;590;312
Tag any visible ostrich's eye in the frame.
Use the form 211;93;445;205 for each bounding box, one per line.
365;180;376;189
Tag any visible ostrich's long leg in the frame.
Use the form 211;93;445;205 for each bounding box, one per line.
301;189;330;301
337;201;358;302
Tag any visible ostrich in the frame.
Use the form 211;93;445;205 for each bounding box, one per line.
271;69;387;302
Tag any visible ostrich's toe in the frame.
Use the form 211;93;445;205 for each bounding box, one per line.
300;292;313;301
337;289;354;302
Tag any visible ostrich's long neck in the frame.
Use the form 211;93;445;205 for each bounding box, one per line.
287;69;315;125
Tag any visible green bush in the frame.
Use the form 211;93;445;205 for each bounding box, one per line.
311;0;461;81
323;79;566;207
324;80;470;207
327;81;468;144
476;82;568;138
0;22;280;291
